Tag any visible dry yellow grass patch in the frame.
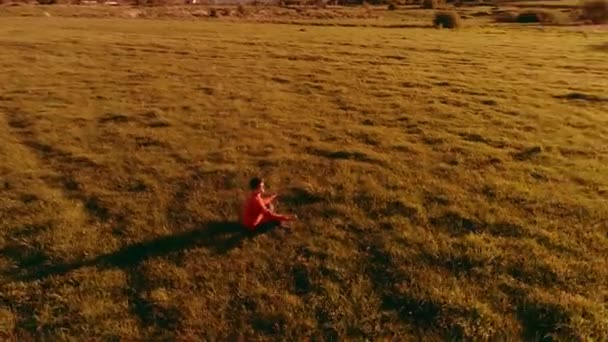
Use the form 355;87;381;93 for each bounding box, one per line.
0;15;607;340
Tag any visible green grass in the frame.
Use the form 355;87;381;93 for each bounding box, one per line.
0;14;607;340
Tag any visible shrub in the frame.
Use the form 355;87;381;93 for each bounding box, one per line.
237;4;247;16
581;0;608;24
515;10;557;23
434;10;461;28
494;11;518;22
135;0;171;6
421;0;437;8
494;9;558;23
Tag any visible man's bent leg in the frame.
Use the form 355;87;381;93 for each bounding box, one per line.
254;214;280;232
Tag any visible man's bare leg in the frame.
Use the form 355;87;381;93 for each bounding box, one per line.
264;203;295;228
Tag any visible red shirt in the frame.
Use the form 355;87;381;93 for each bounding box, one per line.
241;192;286;230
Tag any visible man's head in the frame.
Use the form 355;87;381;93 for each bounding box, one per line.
249;177;265;193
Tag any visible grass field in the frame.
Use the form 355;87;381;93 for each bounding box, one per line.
1;11;607;341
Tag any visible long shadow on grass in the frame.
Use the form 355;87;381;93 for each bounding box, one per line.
2;221;276;283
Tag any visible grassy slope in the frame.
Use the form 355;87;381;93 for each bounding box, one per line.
0;16;607;340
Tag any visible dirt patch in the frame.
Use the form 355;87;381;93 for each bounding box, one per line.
590;42;608;52
98;112;131;124
308;147;381;165
554;92;608;102
430;211;526;237
512;146;542;161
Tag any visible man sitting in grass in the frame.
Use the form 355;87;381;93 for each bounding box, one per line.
241;177;297;231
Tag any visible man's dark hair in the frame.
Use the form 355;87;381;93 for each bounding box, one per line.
249;177;263;190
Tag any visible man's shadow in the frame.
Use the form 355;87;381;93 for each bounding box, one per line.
2;221;277;283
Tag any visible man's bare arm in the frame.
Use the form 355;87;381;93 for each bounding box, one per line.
263;193;278;205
